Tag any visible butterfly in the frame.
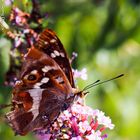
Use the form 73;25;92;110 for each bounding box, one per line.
5;29;81;135
4;28;123;136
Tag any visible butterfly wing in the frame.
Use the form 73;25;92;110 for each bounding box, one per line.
36;29;75;88
6;89;67;135
6;47;75;135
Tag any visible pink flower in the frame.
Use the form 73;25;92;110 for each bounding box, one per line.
10;7;30;27
35;99;115;140
97;111;115;129
78;121;91;133
71;136;83;140
73;68;87;80
5;0;12;6
36;134;52;140
85;130;102;140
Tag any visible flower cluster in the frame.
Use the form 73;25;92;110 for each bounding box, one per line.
36;100;114;140
4;2;42;86
9;7;38;48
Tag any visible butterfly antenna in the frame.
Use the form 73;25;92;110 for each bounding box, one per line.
82;80;100;91
82;74;124;92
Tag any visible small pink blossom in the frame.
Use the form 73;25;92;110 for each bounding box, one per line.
37;134;52;140
73;68;87;80
71;136;82;140
85;130;102;140
97;111;115;129
5;0;12;6
78;121;91;133
10;7;30;27
14;36;24;47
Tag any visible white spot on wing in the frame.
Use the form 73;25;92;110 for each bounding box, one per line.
50;39;56;43
31;70;38;74
54;50;60;56
41;77;49;83
28;89;43;120
42;66;52;73
33;77;49;88
34;82;42;88
55;76;64;84
51;53;56;58
15;80;21;85
44;41;48;45
60;52;65;57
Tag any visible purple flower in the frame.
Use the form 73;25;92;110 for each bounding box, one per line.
97;111;115;129
5;0;12;6
35;99;114;140
8;7;38;49
10;7;30;27
37;134;52;140
73;68;87;80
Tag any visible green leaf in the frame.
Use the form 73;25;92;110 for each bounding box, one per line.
0;38;11;83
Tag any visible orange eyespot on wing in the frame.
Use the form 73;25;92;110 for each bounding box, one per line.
23;70;41;84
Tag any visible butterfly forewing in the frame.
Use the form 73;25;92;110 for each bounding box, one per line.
36;29;75;88
6;47;75;135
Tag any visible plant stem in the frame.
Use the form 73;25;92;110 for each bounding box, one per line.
0;16;10;33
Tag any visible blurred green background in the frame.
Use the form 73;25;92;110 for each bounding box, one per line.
0;0;140;140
